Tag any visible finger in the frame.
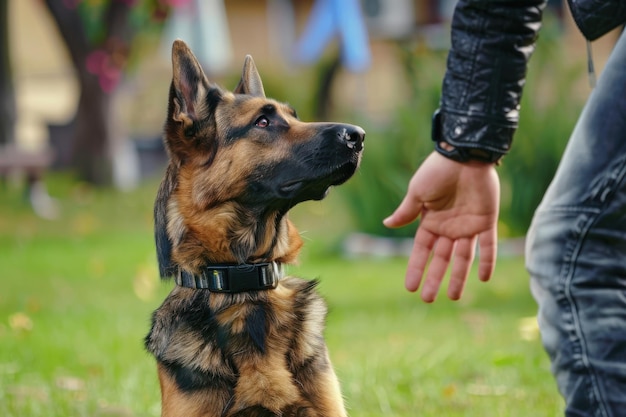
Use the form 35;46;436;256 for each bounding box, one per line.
421;237;455;303
477;227;497;282
447;236;477;300
405;227;437;293
383;195;423;228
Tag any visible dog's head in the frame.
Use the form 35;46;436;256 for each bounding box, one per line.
155;40;364;276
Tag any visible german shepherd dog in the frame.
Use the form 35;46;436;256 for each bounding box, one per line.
145;40;365;417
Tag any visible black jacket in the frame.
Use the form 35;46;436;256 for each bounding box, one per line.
434;0;626;162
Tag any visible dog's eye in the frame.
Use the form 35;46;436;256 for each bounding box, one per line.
255;116;270;128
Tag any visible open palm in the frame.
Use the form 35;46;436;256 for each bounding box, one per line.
384;152;500;302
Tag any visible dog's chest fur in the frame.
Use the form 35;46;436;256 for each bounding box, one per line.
146;277;332;415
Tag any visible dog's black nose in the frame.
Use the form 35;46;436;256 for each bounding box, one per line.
337;125;365;151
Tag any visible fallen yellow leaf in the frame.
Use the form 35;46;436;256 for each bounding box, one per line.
518;316;539;341
8;312;33;332
133;263;159;302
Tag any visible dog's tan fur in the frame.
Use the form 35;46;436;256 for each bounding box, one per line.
145;40;364;417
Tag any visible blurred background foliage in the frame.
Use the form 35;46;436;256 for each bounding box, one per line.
1;1;595;239
341;45;446;238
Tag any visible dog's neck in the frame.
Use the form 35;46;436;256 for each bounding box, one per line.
168;199;302;274
170;209;299;292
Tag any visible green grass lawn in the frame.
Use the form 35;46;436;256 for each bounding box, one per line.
0;176;563;416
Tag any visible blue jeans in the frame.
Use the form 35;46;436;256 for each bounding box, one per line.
526;31;626;416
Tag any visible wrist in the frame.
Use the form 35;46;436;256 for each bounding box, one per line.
431;109;505;165
435;141;501;166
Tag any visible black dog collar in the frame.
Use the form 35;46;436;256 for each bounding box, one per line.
175;262;283;293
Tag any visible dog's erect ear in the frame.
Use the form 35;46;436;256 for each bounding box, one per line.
233;55;266;97
170;39;221;130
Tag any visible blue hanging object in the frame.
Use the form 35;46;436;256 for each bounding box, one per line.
162;0;232;74
294;0;371;72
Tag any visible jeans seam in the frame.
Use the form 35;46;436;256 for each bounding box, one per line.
561;212;611;417
535;206;600;215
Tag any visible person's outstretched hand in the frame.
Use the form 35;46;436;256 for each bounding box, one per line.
383;151;500;302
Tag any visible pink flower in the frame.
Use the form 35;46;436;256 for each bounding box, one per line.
163;0;192;7
85;49;123;93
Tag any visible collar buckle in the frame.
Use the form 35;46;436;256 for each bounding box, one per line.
175;262;283;293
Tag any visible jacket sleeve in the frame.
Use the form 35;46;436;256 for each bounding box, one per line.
434;0;546;159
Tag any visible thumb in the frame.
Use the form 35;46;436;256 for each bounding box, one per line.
383;195;423;228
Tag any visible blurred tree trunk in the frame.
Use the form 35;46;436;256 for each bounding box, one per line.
0;0;15;146
43;0;134;185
